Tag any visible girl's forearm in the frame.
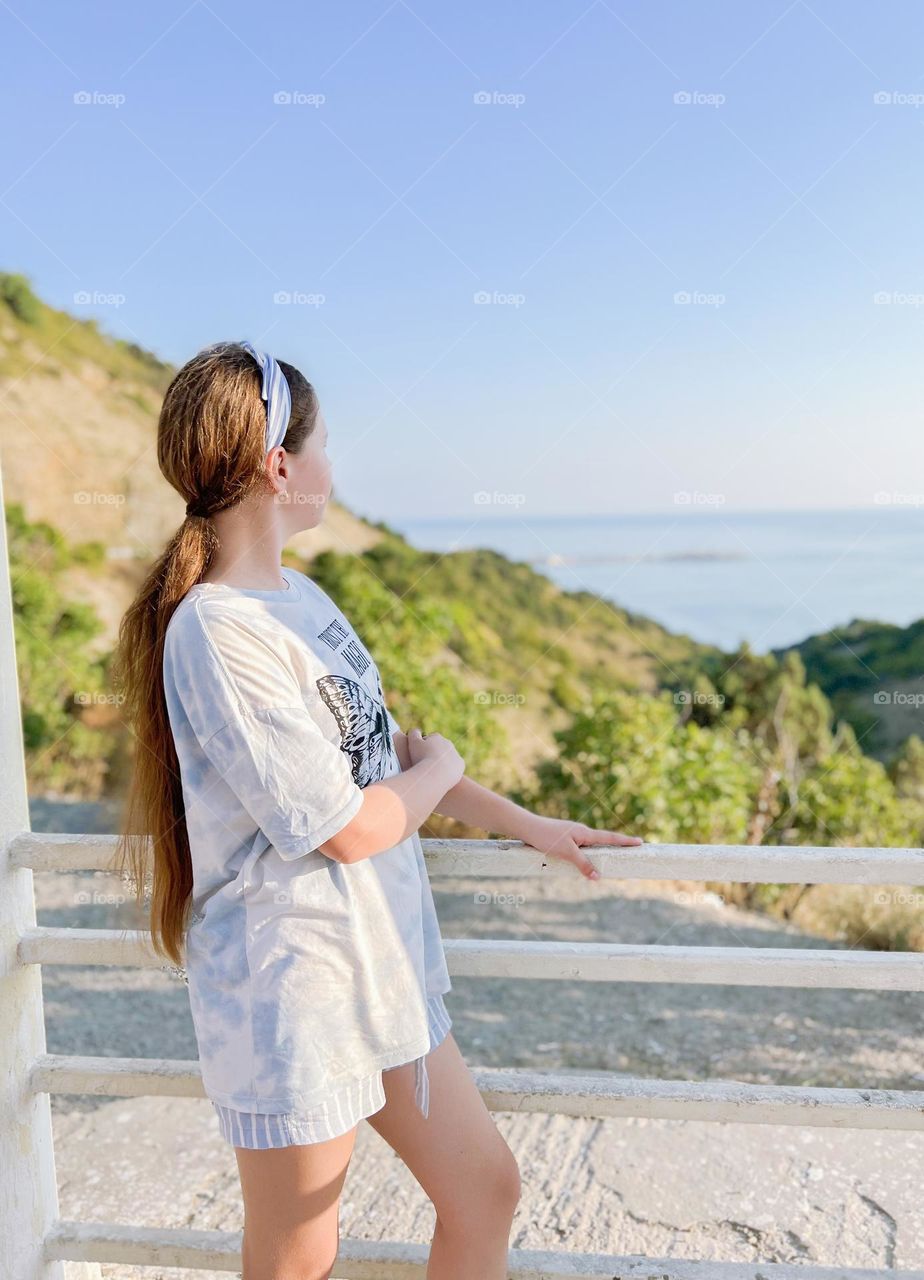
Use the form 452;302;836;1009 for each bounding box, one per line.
390;729;537;841
321;758;461;863
432;774;537;841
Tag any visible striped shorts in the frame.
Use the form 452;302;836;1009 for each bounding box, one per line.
212;992;453;1150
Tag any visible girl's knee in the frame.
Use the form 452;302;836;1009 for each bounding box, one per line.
242;1232;339;1280
497;1143;522;1212
435;1140;521;1233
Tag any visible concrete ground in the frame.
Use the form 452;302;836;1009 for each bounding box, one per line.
28;798;924;1276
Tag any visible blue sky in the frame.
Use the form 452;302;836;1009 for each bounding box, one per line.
3;1;924;520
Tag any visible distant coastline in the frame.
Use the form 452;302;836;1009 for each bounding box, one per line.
394;509;924;653
528;550;748;567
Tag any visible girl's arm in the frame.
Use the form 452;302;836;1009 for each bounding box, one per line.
321;734;463;864
393;729;644;881
391;731;527;834
434;773;537;841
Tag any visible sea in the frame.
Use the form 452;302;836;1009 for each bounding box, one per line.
392;508;924;655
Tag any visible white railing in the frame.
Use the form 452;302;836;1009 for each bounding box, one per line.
2;469;924;1279
7;837;924;1278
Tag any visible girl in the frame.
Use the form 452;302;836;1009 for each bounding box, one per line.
112;339;642;1280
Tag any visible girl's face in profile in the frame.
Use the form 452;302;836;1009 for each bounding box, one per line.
278;411;333;529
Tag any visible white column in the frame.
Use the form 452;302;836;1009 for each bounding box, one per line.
0;459;66;1280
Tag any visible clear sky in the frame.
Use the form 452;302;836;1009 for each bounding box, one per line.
3;1;924;520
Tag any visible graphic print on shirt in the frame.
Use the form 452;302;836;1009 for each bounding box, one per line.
316;617;372;682
317;674;396;787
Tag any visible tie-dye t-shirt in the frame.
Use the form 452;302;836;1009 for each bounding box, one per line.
161;565;452;1112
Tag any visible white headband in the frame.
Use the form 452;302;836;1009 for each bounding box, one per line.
240;340;291;452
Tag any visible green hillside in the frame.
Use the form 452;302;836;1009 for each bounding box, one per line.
779;618;924;761
0;270;172;389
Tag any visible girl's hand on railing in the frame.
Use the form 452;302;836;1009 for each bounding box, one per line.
518;815;643;881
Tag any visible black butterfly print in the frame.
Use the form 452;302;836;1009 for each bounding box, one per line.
316;674;396;787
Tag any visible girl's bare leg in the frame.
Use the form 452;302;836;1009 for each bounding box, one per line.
233;1125;358;1280
366;1032;522;1280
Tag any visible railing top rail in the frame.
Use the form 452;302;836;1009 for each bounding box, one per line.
9;831;924;885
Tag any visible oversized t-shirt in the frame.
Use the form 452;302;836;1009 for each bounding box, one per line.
161;565;452;1113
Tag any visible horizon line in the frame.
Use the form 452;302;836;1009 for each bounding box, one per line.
388;502;917;524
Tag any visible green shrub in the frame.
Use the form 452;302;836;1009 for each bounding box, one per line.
0;272;41;324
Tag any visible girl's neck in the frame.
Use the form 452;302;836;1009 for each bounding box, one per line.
201;512;287;590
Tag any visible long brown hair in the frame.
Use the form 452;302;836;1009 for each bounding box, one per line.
110;341;320;965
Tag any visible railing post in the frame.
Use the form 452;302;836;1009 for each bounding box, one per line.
0;462;67;1280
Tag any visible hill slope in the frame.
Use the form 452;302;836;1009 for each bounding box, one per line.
0;272;381;559
778;618;924;761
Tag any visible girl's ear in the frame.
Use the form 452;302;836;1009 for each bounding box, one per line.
265;445;288;490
